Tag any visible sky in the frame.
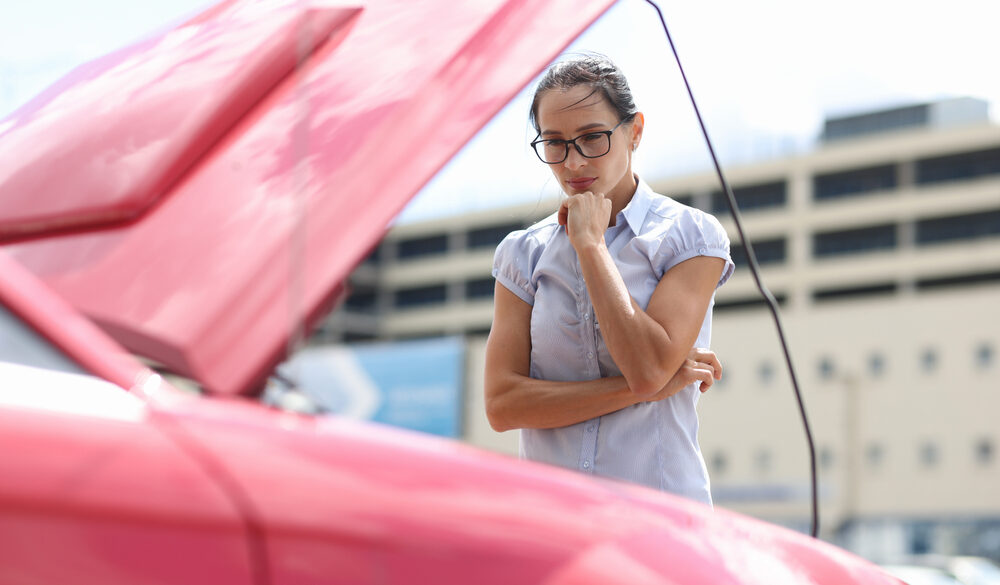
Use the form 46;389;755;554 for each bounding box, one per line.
3;0;1000;223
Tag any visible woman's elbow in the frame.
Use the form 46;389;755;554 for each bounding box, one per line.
484;392;514;433
626;367;671;398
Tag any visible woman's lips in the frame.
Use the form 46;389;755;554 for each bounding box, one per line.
567;177;596;190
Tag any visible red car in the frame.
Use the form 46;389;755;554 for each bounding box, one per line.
0;1;904;583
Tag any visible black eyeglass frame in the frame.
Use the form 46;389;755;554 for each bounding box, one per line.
530;118;632;165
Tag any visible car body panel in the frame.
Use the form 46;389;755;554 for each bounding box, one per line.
0;251;147;391
0;375;254;584
152;392;904;585
0;3;361;243
2;0;617;396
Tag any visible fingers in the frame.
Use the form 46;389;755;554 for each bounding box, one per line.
685;359;715;393
689;347;723;380
561;191;613;249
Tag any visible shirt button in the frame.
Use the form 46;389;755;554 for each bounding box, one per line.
587;352;594;359
698;246;708;254
584;313;590;320
586;425;595;432
582;460;591;469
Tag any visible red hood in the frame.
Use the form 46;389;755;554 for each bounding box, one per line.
0;0;616;395
147;390;902;585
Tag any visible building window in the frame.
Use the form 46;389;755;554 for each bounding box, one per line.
397;234;448;260
465;277;496;300
465;325;493;337
361;245;382;266
868;352;886;377
814;164;897;201
393;284;447;309
915;209;1000;246
909;522;934;555
711;180;787;215
917;270;1000;291
672;193;694;207
711;452;728;475
865;443;884;469
819;446;835;470
713;367;729;390
813;282;897;302
818;356;836;380
813;224;897;258
915;146;1000;185
919;442;940;468
344;290;376;313
342;331;377;343
921;348;938;373
467;223;522;250
975;439;994;466
976;342;994;369
393;330;447;341
730;238;787;267
754;448;772;474
823;103;929;141
758;361;774;385
715;293;788;313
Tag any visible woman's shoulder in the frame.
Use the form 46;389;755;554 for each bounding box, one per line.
497;211;561;251
644;191;727;240
492;212;561;297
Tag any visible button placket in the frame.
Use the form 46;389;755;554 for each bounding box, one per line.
579;418;599;474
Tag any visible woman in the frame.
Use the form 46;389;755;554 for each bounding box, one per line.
484;55;734;506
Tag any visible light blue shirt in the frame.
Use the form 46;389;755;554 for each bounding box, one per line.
492;179;734;505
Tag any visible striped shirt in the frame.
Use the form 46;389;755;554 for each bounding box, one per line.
492;179;734;505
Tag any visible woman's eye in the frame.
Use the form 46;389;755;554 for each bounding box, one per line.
580;133;604;143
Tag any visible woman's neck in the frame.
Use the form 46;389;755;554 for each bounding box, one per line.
607;174;639;227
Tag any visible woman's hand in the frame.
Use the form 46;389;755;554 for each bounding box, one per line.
645;347;722;402
558;191;612;250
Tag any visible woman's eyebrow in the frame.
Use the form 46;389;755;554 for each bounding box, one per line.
540;122;609;137
574;122;609;133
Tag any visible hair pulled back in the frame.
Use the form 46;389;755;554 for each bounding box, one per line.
529;54;638;134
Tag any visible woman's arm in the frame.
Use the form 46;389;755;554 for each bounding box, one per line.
484;283;719;432
562;191;726;397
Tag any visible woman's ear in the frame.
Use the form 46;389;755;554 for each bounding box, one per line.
630;112;645;151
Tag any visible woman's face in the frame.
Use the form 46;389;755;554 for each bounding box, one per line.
534;85;642;204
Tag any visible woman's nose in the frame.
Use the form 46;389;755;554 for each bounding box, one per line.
563;145;587;170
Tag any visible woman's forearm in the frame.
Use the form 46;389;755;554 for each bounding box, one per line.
574;242;681;395
485;373;639;432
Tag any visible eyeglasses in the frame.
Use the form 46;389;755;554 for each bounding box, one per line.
530;119;628;164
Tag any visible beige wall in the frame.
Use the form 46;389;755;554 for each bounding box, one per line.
463;336;518;456
702;285;1000;532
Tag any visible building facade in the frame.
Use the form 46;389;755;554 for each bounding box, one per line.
320;99;1000;559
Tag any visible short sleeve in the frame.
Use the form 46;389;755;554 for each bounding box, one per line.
654;209;735;289
492;229;540;305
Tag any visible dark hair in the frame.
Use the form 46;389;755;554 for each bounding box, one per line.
529;54;638;134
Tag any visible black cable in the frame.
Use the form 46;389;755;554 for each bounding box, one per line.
643;0;819;538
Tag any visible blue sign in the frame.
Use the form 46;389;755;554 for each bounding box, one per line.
286;337;465;438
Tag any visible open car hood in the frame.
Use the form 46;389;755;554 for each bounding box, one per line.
0;0;616;395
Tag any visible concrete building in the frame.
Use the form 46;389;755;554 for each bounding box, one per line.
319;98;1000;559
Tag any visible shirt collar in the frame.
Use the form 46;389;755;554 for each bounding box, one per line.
616;177;654;236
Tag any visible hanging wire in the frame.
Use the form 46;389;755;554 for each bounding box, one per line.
642;0;820;538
